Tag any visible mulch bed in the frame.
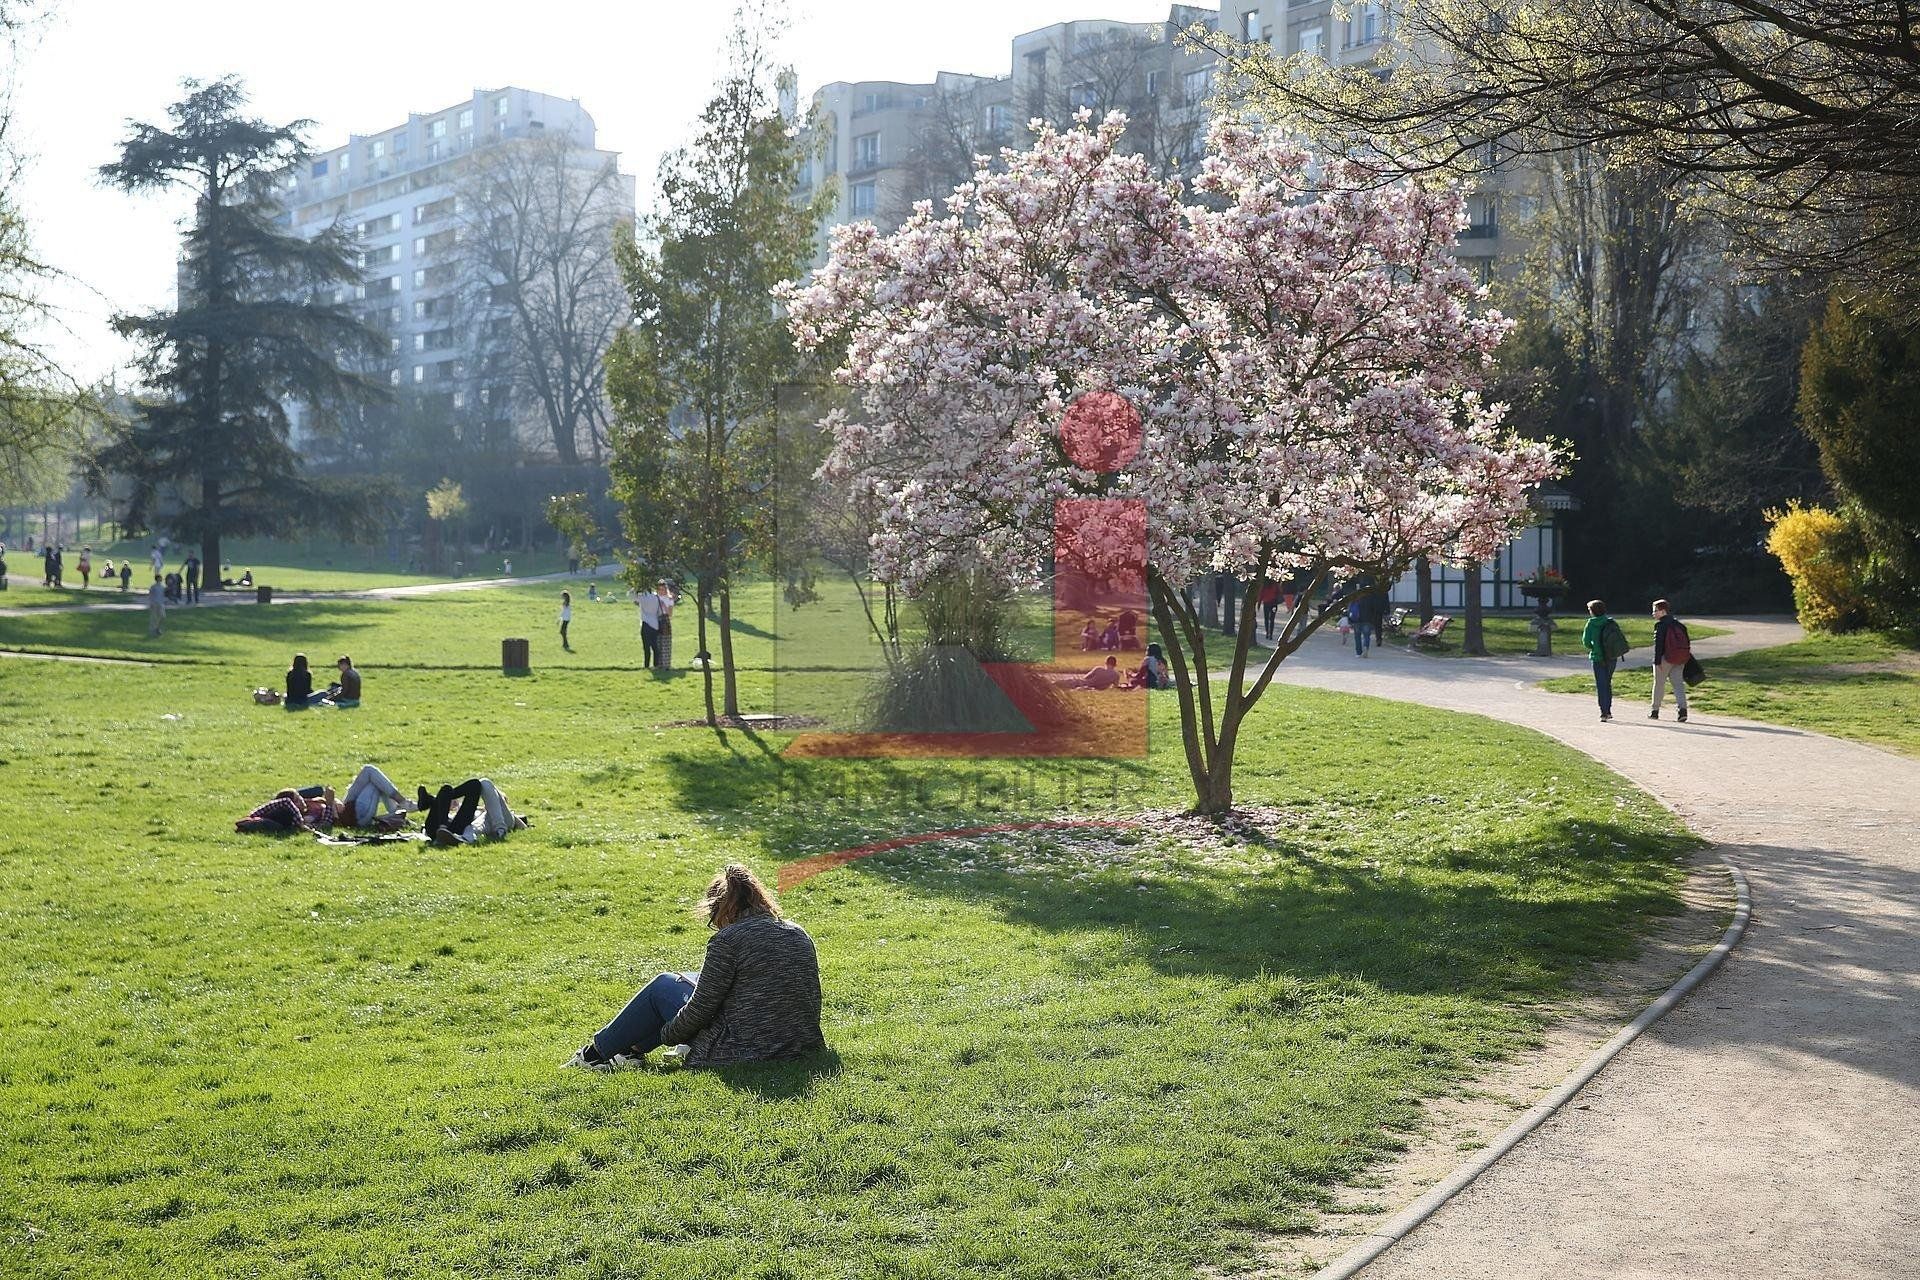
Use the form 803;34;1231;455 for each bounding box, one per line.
657;714;826;731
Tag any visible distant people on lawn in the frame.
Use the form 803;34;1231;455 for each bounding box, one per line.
1259;579;1280;641
633;582;664;668
1127;643;1170;689
560;590;572;651
322;656;361;707
415;778;528;846
77;547;91;589
566;863;826;1071
118;561;132;592
655;580;676;669
146;574;165;636
285;653;315;708
1068;654;1122;689
1581;599;1632;722
1650;599;1692;722
183;554;200;603
234;764;412;834
1080;619;1101;651
149;544;164;577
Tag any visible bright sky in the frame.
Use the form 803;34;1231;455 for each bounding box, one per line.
10;0;1180;385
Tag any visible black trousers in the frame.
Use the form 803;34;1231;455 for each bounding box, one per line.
641;623;659;667
424;780;484;836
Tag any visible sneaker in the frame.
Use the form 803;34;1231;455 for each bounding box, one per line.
1649;709;1660;719
432;827;462;848
1677;710;1688;723
1601;712;1612;722
562;1044;614;1072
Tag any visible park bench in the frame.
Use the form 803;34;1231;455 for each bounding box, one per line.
1412;614;1453;646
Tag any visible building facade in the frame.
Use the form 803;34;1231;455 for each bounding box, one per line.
277;88;636;455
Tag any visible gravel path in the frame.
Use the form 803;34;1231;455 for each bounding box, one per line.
1263;617;1920;1279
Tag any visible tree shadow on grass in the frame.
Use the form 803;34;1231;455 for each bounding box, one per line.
840;815;1688;1000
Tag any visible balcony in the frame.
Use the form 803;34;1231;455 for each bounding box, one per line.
1460;223;1500;240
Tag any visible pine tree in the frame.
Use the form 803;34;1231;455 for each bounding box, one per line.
92;78;387;586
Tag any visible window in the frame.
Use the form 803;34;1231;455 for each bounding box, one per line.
413;334;426;352
453;390;467;410
413;366;425;385
1069;83;1099;111
1299;26;1325;57
387;305;401;325
1350;3;1383;45
389;337;402;354
371;139;386;159
311;159;329;178
458;108;473;130
1183;68;1213;101
494;96;509;118
413;300;428;319
861;91;885;112
989;104;1014;133
414;236;427;255
1146;71;1161;98
1241;9;1262;41
414;269;427;288
392;131;407;155
389;368;401;386
851;181;877;216
429;118;447;139
854;132;880;167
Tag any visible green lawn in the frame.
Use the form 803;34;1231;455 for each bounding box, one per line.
1543;630;1920;758
1403;614;1725;658
0;592;1695;1278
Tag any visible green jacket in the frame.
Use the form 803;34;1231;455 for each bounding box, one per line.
1581;614;1612;662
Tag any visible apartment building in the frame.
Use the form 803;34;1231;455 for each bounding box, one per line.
277;88;636;450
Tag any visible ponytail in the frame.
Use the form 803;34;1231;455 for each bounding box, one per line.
701;862;781;929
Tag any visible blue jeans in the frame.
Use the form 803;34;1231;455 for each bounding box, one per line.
594;972;696;1057
1593;659;1616;715
1353;622;1372;655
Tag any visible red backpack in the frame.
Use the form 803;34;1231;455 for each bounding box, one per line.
1664;620;1692;665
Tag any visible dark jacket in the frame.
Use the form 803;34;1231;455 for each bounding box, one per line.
286;666;313;703
661;912;826;1067
1652;614;1687;664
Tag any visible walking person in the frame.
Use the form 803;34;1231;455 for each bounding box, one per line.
146;574;166;637
559;590;573;652
183;554;200;604
1258;579;1280;642
77;547;91;590
655;580;676;670
118;561;132;592
1649;598;1691;722
149;544;164;578
52;545;64;588
634;583;661;668
1581;599;1631;722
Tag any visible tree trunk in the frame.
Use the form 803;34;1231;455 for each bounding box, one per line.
1463;560;1487;655
1416;557;1434;623
696;581;717;725
718;585;741;718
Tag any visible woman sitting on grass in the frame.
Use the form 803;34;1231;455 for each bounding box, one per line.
285;653;314;709
566;864;826;1071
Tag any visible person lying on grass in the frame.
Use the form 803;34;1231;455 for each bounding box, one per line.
1065;654;1122;690
415;778;529;846
234;764;412;834
566;863;826;1072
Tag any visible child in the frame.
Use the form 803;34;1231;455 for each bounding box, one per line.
1080;619;1100;651
560;590;573;651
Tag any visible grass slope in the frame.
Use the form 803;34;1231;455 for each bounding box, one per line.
0;597;1693;1278
1402;614;1725;658
1542;630;1920;758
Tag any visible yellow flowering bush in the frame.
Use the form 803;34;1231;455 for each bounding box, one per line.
1765;502;1868;632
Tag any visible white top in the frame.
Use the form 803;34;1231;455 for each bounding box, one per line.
559;604;572;622
636;591;661;626
150;548;164;572
147;581;164;606
656;591;675;620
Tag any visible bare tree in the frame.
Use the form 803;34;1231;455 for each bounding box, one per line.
455;135;630;466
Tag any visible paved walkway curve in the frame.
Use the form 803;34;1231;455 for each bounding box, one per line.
1262;618;1920;1279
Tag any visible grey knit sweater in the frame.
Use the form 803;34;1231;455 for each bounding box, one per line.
660;912;826;1066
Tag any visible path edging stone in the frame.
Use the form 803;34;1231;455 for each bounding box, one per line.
1310;860;1753;1280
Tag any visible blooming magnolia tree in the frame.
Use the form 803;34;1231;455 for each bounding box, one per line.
786;113;1562;813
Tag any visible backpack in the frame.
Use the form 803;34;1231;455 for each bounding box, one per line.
1600;618;1632;662
1664;620;1692;665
